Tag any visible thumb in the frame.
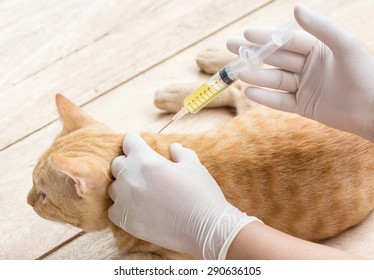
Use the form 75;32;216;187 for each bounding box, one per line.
123;131;156;157
294;4;353;53
169;143;201;165
111;155;127;178
108;204;128;229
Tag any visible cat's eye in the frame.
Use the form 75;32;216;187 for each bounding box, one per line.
39;191;46;201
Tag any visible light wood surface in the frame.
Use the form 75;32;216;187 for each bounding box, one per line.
0;0;270;150
1;0;374;259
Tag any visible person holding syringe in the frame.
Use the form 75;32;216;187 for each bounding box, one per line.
108;4;374;259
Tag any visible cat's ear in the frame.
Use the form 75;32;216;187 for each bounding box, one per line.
49;154;93;197
55;94;98;135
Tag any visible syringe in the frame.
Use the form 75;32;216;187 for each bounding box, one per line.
158;24;298;134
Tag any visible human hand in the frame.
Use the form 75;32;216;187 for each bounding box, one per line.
108;132;258;259
227;4;374;141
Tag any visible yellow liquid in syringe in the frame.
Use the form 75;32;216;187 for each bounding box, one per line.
157;64;240;133
183;77;228;113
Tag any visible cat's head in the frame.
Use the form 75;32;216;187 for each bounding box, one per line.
27;94;122;232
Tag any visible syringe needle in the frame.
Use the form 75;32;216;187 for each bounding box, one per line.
157;119;174;134
157;107;189;134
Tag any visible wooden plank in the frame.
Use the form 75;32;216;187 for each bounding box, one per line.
0;0;271;151
43;230;123;260
0;0;147;89
38;0;374;259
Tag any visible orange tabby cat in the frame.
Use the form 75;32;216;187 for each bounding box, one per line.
28;48;374;260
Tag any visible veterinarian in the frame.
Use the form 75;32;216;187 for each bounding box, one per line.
108;4;373;259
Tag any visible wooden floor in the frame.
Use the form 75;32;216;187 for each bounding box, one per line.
1;0;374;259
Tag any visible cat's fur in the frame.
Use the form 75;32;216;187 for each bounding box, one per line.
28;48;374;259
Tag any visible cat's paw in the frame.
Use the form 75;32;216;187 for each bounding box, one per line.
196;48;236;74
154;83;197;113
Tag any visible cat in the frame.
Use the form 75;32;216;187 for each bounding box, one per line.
27;47;374;260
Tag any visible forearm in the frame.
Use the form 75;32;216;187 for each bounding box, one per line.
226;221;364;260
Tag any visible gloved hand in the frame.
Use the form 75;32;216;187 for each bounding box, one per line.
108;132;259;259
227;4;374;141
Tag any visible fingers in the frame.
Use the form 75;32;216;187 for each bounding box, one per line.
226;38;250;54
108;184;117;202
239;67;298;93
245;87;297;113
108;206;118;225
109;156;127;201
294;3;354;53
123;131;156;157
111;156;127;178
108;204;128;229
228;39;305;73
242;26;317;56
169;143;201;165
261;49;305;73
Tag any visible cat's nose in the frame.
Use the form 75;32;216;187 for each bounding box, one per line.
27;192;34;207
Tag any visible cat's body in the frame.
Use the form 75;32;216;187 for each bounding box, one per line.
28;48;374;259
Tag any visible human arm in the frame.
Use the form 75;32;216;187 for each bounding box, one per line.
108;132;363;260
226;221;363;260
227;4;374;141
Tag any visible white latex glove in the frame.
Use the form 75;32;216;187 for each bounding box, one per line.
108;132;258;260
227;4;374;141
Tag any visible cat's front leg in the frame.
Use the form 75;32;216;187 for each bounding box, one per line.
154;82;200;113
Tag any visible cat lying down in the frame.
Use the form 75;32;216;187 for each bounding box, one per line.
27;48;374;260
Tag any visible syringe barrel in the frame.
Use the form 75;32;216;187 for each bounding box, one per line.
221;57;247;83
182;58;246;114
219;67;236;85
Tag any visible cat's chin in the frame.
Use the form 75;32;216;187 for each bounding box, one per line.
41;209;112;233
79;216;112;232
